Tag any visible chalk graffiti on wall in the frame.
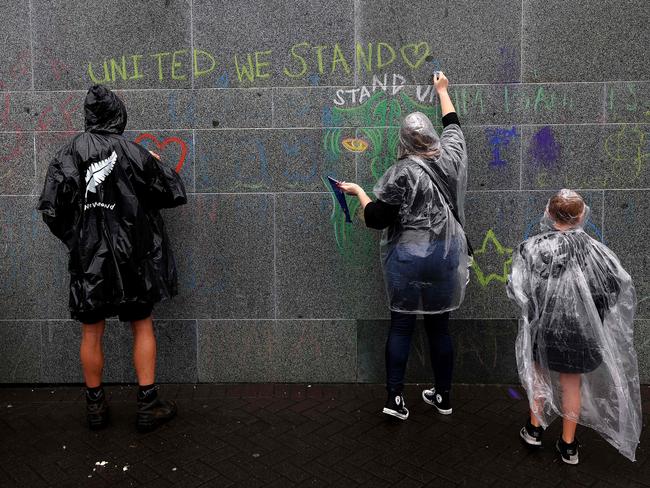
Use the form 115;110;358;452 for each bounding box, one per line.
323;90;518;286
85;40;435;87
0;49;31;90
2;91;82;182
529;126;561;169
485;126;518;167
134;133;188;173
321;83;627;286
323;90;439;267
471;230;513;287
604;125;649;184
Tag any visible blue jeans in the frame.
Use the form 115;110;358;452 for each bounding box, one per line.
384;239;461;312
386;311;453;395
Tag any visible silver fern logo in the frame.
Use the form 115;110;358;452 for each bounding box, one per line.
85;151;117;200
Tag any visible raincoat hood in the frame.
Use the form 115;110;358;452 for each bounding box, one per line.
397;111;441;160
84;84;127;134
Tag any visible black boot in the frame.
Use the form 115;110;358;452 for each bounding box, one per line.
86;387;109;430
136;385;177;432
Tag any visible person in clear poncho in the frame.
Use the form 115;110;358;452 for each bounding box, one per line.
338;72;471;420
507;190;641;464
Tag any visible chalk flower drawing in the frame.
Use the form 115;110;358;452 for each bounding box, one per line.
85;151;117;199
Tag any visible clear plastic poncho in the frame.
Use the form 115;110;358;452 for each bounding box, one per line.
507;193;641;461
373;112;471;314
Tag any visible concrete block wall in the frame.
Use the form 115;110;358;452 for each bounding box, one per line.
1;0;648;384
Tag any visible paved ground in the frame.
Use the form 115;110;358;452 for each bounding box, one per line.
0;383;649;488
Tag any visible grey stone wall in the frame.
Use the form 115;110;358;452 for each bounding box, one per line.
1;0;648;384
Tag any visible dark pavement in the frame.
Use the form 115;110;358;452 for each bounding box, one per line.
0;383;649;488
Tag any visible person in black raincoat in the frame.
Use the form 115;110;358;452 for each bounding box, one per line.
38;84;187;432
338;72;471;420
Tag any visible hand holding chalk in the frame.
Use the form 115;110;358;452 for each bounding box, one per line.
433;71;448;93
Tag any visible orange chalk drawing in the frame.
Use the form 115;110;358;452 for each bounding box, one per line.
341;137;369;153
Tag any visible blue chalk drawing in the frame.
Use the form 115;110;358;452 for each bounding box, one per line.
216;71;230;88
167;91;196;126
485;126;518;167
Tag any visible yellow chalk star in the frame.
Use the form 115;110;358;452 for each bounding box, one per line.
471;229;513;287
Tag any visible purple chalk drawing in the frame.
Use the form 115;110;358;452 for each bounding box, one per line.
485;126;518;167
499;46;518;83
529;126;561;168
507;387;523;400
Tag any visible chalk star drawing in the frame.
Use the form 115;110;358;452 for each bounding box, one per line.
471;229;513;287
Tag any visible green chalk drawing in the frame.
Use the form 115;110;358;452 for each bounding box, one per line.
323;91;441;266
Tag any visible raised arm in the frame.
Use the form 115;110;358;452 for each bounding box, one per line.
433;72;455;117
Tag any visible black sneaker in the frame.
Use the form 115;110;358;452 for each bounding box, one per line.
422;388;452;415
556;438;579;465
86;391;109;430
382;393;409;420
519;419;543;447
136;397;177;433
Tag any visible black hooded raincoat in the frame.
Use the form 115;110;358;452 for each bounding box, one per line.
37;85;187;320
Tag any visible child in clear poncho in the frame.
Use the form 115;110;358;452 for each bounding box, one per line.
507;190;641;464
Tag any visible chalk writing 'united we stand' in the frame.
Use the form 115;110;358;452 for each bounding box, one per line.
85;41;433;86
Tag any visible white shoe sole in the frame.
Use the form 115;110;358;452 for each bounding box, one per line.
556;442;579;465
519;427;542;447
382;407;409;420
421;390;452;415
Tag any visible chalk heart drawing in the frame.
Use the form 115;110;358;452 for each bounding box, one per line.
341;137;369;153
134;133;187;173
400;42;431;70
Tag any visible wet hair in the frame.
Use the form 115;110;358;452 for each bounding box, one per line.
407;132;435;152
548;189;585;225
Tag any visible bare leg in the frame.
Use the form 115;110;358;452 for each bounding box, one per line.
131;316;156;386
559;373;581;443
529;405;543;427
529;362;545;427
80;321;106;388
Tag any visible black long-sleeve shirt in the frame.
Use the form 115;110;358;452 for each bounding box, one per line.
364;112;460;230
